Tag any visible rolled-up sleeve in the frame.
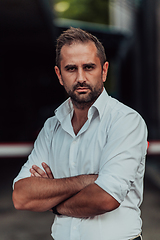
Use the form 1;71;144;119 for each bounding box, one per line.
95;111;148;203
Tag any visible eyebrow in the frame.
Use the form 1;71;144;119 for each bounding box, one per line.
64;64;77;69
64;63;96;69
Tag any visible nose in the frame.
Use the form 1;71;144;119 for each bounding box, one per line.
77;68;86;82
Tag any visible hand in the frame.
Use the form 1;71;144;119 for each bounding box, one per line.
30;162;54;179
30;163;55;212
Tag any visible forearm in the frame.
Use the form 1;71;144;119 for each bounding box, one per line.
12;174;97;212
57;183;120;218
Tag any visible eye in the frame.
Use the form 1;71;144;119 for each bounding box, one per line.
65;66;77;72
68;67;76;71
85;66;92;70
84;64;96;71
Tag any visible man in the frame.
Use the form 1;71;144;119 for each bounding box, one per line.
13;27;147;240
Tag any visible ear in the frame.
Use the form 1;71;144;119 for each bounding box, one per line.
55;66;63;86
102;62;109;83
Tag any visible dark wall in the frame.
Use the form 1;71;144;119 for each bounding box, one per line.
0;0;65;142
119;0;159;139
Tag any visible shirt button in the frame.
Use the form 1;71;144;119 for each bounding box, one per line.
71;162;75;167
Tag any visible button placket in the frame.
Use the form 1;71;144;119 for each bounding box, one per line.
70;218;80;240
69;138;78;174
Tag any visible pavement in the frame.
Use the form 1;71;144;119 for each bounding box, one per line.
0;157;160;240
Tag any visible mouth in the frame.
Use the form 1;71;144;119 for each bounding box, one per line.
75;87;90;93
76;87;89;91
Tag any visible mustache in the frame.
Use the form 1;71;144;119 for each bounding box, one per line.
73;82;92;91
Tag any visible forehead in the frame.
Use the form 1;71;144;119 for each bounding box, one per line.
60;41;99;65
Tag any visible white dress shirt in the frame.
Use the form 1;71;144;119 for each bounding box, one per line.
14;89;148;240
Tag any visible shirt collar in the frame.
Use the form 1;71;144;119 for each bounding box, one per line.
55;88;109;122
54;98;73;123
88;88;109;120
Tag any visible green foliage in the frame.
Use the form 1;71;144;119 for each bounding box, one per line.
54;0;110;24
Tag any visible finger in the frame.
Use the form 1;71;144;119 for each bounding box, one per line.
30;168;42;177
32;165;48;178
42;162;54;179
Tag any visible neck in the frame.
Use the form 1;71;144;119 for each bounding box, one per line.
71;103;90;135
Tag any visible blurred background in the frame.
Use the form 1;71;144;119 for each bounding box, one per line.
0;0;160;239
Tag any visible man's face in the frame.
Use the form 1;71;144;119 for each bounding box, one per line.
55;41;108;108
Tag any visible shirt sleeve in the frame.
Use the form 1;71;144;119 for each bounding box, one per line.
95;111;148;203
13;117;57;187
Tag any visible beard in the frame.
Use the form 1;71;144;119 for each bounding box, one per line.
67;81;104;109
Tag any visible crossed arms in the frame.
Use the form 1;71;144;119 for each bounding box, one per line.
12;162;120;218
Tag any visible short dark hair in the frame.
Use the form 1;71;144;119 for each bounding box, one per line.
56;27;106;69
